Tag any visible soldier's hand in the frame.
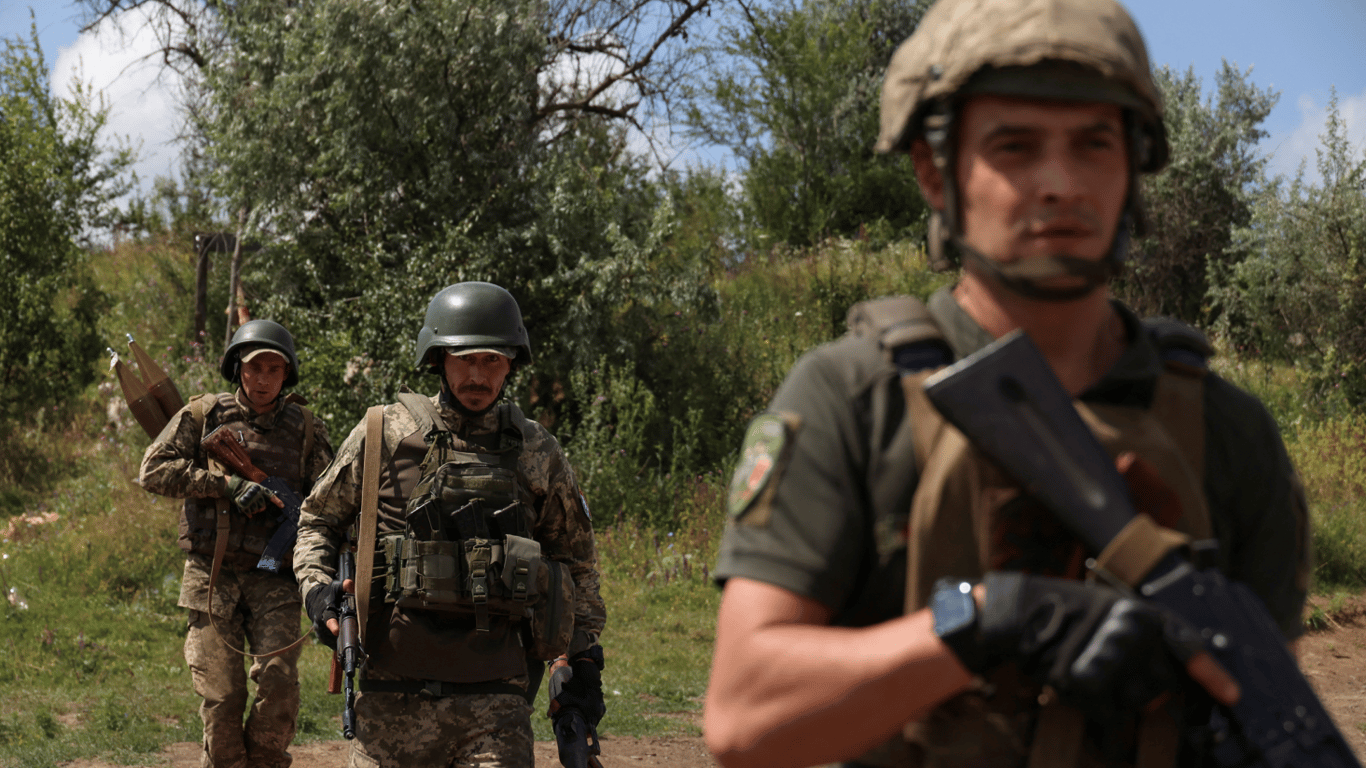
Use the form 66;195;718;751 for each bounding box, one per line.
225;475;283;517
549;645;606;727
305;579;350;650
973;572;1236;720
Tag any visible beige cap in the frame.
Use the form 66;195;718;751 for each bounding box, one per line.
876;0;1167;171
447;346;516;359
241;347;289;365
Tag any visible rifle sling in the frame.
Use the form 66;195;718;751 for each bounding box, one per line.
356;405;385;646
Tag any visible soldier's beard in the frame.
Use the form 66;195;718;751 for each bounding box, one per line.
440;384;500;418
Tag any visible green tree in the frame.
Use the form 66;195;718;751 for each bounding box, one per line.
192;0;719;437
685;0;929;251
0;26;133;424
1211;90;1366;407
1114;63;1277;323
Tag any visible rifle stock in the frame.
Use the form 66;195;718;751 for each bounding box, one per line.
922;331;1361;768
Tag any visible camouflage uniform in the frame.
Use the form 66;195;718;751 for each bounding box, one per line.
294;389;605;768
142;390;333;768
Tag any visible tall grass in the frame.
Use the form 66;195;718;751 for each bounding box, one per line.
1213;352;1366;592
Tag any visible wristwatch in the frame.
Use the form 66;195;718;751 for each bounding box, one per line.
929;578;983;673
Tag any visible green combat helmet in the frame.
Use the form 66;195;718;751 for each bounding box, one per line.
876;0;1169;301
221;320;301;388
414;282;532;374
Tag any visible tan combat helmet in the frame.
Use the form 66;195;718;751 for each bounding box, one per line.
877;0;1169;301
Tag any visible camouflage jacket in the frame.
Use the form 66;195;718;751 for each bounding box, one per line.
293;391;606;656
140;389;333;613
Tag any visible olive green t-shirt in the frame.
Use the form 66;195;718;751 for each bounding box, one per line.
714;287;1309;639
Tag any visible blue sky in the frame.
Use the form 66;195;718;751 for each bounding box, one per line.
4;0;1365;191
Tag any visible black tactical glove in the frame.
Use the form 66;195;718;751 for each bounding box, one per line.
225;475;279;518
550;644;606;728
305;581;343;651
964;572;1205;719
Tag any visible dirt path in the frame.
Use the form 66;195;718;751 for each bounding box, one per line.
60;595;1366;768
58;736;718;768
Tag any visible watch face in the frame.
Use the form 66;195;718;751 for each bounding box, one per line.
930;581;976;638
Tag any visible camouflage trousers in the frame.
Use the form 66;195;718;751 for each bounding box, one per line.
185;596;302;768
345;677;533;767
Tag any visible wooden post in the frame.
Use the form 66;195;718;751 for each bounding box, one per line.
193;234;211;344
225;206;248;348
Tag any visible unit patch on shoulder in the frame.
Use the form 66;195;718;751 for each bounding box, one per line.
727;412;800;525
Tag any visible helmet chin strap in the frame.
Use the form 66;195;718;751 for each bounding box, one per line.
952;220;1130;303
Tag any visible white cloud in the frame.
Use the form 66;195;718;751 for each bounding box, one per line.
49;9;185;197
1264;87;1366;185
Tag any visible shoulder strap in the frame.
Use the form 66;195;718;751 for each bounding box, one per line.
356;404;385;645
494;403;525;469
1142;316;1213;373
847;295;953;571
297;404;315;481
190;393;213;437
847;295;952;373
1142;316;1210;506
397;388;443;437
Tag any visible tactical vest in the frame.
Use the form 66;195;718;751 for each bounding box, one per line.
846;296;1215;768
372;393;575;682
178;393;313;569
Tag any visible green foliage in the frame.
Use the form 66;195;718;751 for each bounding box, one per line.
1281;414;1366;591
204;0;718;436
1210;90;1366;407
0;26;134;426
685;0;930;250
1114;63;1277;324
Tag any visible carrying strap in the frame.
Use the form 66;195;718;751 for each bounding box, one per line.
298;404;315;483
357;405;385;646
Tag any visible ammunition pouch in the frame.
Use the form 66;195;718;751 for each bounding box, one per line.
382;532;575;660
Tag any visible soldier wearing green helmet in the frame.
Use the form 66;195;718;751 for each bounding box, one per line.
293;282;607;767
140;319;333;768
704;1;1310;766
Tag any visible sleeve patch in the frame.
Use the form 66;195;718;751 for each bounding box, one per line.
727;412;799;524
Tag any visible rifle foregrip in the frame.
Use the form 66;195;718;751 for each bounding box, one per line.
1143;562;1359;768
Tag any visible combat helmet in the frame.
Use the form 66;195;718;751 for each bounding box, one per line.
221;319;300;388
877;0;1168;301
414;282;532;374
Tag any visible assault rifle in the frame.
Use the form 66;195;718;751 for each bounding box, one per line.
549;663;604;768
325;546;364;740
922;330;1361;768
201;425;303;573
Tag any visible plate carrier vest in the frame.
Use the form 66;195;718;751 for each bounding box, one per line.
378;392;575;662
846;295;1215;768
179;392;314;570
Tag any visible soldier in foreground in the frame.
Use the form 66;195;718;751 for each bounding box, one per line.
140;320;333;768
293;281;607;767
703;0;1311;766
